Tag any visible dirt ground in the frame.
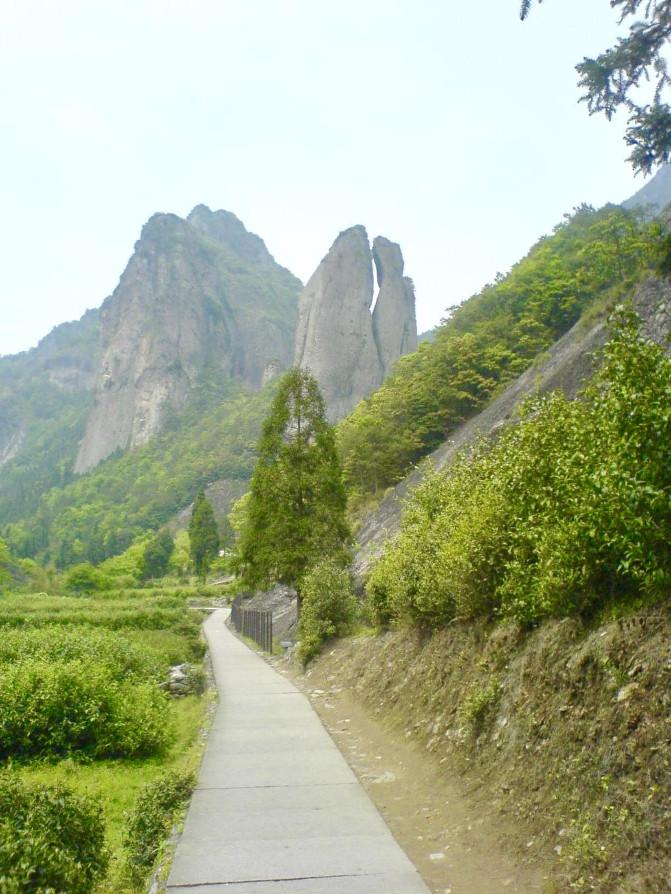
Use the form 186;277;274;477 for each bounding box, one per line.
273;650;555;894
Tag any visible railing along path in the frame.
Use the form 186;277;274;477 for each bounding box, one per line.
230;596;273;652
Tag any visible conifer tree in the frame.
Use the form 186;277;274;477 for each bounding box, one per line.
236;368;350;603
189;489;219;579
142;530;174;580
521;0;671;173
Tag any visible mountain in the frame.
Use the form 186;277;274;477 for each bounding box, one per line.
294;226;417;421
622;163;671;213
0;211;417;563
75;206;301;473
0;308;101;524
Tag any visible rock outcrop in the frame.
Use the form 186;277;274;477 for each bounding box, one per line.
75;207;301;474
372;236;417;377
294;226;417;421
623;164;671;213
0;308;101;470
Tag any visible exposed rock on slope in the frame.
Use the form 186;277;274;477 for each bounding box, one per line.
353;277;671;581
372;236;417;377
75;207;301;474
0;308;101;471
294;226;417;420
623;164;671;213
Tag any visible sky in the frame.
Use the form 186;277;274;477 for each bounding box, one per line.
0;0;648;356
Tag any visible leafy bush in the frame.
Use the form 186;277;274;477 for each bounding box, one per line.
459;678;502;734
297;559;358;665
368;309;671;627
0;627;161;682
0;659;170;759
65;563;109;594
124;769;196;883
0;771;108;894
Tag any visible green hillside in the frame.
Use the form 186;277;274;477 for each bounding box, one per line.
0;309;101;523
2;382;273;566
338;205;662;504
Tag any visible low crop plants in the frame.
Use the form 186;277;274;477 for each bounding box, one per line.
0;770;108;894
123;769;196;885
0;658;170;759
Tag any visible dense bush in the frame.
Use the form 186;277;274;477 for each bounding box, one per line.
65;562;110;594
0;627;161;681
0;658;170;759
124;769;195;883
0;771;108;894
297;559;358;664
368;309;671;627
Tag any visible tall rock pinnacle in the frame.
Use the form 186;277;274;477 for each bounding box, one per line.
372;236;418;377
294;226;417;421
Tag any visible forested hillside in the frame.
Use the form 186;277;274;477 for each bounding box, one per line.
338;205;662;503
2;383;274;566
0;309;100;518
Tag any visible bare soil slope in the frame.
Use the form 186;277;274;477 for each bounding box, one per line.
284;605;671;893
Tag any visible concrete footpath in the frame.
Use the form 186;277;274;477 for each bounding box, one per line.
166;609;430;893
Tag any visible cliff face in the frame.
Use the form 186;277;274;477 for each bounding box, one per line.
294;226;417;421
75;207;301;474
0;308;101;470
372;236;418;378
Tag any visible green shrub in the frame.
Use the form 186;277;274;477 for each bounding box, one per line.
459;678;502;734
65;563;110;594
367;309;671;627
0;771;108;894
0;627;162;682
0;659;170;759
124;769;196;883
297;559;358;665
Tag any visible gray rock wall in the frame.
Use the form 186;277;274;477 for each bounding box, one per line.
294;226;417;421
75;207;301;474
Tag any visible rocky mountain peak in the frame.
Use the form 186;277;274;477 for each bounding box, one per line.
74;207;301;474
186;205;275;266
294;226;417;421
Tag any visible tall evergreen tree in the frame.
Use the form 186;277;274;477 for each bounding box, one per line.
236;368;350;602
142;530;174;580
189;489;219;579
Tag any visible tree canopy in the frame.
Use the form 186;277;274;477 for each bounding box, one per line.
142;530;174;580
236;368;350;594
189;490;219;579
521;0;671;173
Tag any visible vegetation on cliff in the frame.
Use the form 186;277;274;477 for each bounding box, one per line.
338;205;662;505
2;383;272;566
367;309;671;628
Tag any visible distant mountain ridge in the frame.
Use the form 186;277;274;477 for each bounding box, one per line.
623;164;671;213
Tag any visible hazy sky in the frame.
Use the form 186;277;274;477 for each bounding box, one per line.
0;0;647;356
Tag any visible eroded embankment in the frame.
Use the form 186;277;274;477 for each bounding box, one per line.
300;605;671;893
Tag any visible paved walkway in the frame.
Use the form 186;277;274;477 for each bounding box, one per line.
166;609;430;893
